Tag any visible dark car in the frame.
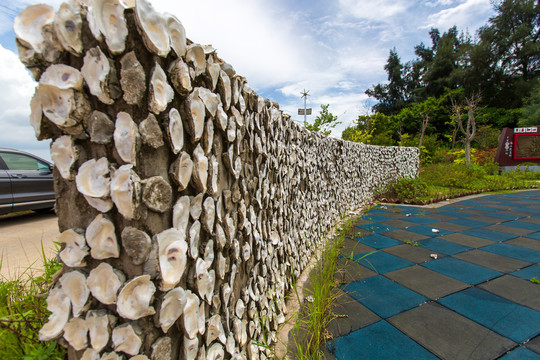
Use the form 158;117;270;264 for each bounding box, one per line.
0;147;55;215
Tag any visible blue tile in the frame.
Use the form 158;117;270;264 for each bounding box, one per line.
406;225;452;237
418;238;471;255
354;251;414;274
393;207;425;215
361;214;392;222
489;213;522;221
403;216;439;225
421;257;502;285
461;229;518;242
356;234;402;249
500;347;540;359
439;211;473;218
481;243;540;263
342;276;427;319
447;218;491;228
503;221;540;231
518;208;540;214
356;223;397;234
511;265;540;280
468;206;501;212
329;320;437;360
438;287;540;343
366;207;391;215
527;232;540;240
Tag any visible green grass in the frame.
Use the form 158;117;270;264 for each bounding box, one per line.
375;162;540;204
0;244;65;360
531;277;540;284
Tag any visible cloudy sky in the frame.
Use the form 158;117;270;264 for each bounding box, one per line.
0;0;496;161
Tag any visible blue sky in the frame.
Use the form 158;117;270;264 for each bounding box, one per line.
0;0;496;161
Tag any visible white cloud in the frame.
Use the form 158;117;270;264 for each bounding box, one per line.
338;0;411;21
423;0;493;32
0;44;48;159
150;0;310;92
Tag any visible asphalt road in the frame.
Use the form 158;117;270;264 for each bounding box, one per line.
0;211;60;279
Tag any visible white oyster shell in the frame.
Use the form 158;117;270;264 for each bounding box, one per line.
183;290;200;339
114;112;139;165
135;0;169;56
86;310;116;352
86;214;120;259
167;108;183;154
112;323;142;355
39;286;71;341
81;46;115;104
37;84;77;127
40;64;83;90
51;135;77;180
63;317;88;351
87;262;125;305
172;195;190;233
157;228;188;291
84;195;114;212
159;286;186;333
91;0;128;54
166;14;186;57
149;62;174;114
54;0;83;55
14;4;55;55
117;275;156;320
59;270;89;317
76;157;110;198
58;228;88;268
110;164;141;220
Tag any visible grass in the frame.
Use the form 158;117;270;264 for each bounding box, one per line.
375;162;540;204
531;277;540;284
0;243;65;360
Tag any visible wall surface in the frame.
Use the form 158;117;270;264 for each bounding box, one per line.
14;1;419;358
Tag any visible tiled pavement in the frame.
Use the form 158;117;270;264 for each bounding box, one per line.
326;190;540;360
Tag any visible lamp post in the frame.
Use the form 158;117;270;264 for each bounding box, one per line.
298;89;312;124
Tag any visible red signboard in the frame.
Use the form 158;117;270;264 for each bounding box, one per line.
495;126;540;166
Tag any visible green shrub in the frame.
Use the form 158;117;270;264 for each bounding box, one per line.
0;246;65;360
377;178;429;201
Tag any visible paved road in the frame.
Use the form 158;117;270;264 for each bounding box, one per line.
327;190;540;360
0;212;60;279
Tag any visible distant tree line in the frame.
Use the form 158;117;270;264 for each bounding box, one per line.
343;0;540;157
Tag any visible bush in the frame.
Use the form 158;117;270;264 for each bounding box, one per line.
0;246;65;360
376;177;429;201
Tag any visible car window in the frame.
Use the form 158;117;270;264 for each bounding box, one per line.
0;152;49;171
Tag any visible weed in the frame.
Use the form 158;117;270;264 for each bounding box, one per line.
0;243;65;360
531;277;540;284
403;239;421;247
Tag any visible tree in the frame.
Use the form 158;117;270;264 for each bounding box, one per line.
305;104;340;136
365;49;407;115
519;79;540;126
451;91;482;167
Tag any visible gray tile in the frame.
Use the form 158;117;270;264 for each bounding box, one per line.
383;229;429;242
453;250;531;273
520;217;540;225
484;224;536;236
385;265;468;300
380;212;408;219
506;237;540;252
388;302;516;360
327;289;381;337
525;335;540;354
420;213;458;222
430;222;472;232
335;257;377;284
340;238;375;257
383;244;444;264
381;219;417;229
460;209;490;215
469;215;507;224
439;233;495;248
479;275;540;311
